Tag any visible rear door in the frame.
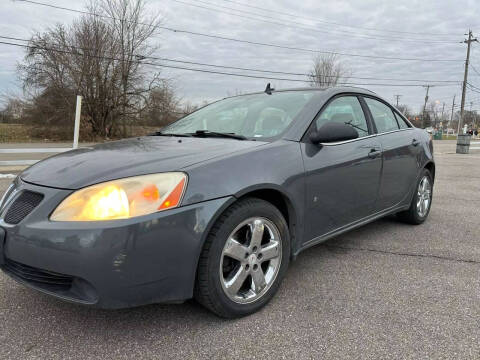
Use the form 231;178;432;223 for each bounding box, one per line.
301;95;383;242
363;97;419;210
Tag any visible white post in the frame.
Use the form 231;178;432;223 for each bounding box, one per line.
73;95;82;149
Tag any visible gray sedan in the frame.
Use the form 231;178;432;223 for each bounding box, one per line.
0;86;434;318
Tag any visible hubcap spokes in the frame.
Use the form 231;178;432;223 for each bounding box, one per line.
416;176;431;217
220;218;282;304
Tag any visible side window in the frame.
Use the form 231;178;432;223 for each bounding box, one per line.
394;112;410;129
365;98;399;133
316;96;369;137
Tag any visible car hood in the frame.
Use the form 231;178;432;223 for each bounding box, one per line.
21;136;266;189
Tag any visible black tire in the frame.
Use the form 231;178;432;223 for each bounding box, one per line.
397;168;433;225
194;197;290;318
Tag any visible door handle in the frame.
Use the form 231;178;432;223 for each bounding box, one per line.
412;139;420;146
368;148;382;159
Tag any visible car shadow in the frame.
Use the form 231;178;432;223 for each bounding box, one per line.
1;215;411;336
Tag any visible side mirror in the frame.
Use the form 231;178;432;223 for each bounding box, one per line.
310;122;359;144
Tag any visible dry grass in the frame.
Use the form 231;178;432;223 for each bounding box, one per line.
0;123;36;142
0;123;159;143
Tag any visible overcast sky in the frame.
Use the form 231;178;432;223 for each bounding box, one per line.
1;0;480;114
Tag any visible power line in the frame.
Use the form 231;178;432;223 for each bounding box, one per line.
0;39;310;83
467;82;480;90
168;0;458;44
466;82;480;93
0;39;458;87
470;63;480;76
446;98;480;111
433;93;462;101
219;0;458;37
160;28;462;61
444;95;480;114
0;35;462;84
14;0;465;63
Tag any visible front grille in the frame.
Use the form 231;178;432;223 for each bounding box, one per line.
3;258;73;289
4;191;43;224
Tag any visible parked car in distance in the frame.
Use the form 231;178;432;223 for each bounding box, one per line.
0;86;434;318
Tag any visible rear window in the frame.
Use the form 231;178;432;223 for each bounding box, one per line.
365;98;399;133
394;112;410;129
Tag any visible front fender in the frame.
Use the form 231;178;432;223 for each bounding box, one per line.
181;140;306;254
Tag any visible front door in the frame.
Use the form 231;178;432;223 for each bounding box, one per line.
301;95;383;243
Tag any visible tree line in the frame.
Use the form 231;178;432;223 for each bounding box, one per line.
0;0;197;140
0;0;474;140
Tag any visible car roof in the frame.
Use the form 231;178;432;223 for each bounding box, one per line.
226;86;378;98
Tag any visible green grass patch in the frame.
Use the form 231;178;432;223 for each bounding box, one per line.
442;134;457;140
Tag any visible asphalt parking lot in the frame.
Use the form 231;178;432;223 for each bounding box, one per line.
0;140;479;359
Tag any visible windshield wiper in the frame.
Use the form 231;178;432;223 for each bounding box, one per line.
189;130;247;140
150;131;193;137
151;130;247;140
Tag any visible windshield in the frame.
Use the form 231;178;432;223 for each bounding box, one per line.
161;91;316;139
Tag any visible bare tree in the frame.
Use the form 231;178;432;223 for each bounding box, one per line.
143;80;180;126
0;97;26;124
427;101;439;128
181;101;200;116
307;53;351;88
99;0;162;136
18;0;163;138
396;104;412;118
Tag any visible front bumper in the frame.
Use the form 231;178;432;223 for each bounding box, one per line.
0;180;232;308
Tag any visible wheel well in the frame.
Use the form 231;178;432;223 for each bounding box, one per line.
238;189;290;224
237;189;297;249
425;162;435;181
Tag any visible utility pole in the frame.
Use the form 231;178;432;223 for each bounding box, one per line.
450;95;455;129
459;30;478;135
394;94;402;107
438;102;445;131
422;85;431;128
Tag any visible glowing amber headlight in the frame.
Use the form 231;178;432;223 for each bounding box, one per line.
50;172;187;221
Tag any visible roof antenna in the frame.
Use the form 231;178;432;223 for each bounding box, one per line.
265;83;274;95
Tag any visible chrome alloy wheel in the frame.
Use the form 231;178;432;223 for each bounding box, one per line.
417;176;432;218
220;217;282;304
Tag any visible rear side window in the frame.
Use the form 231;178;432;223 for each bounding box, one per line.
316;96;369;137
365;98;399;133
394;112;410;129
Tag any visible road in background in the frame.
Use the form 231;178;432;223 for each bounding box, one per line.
0;143;98;167
0;140;480;359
